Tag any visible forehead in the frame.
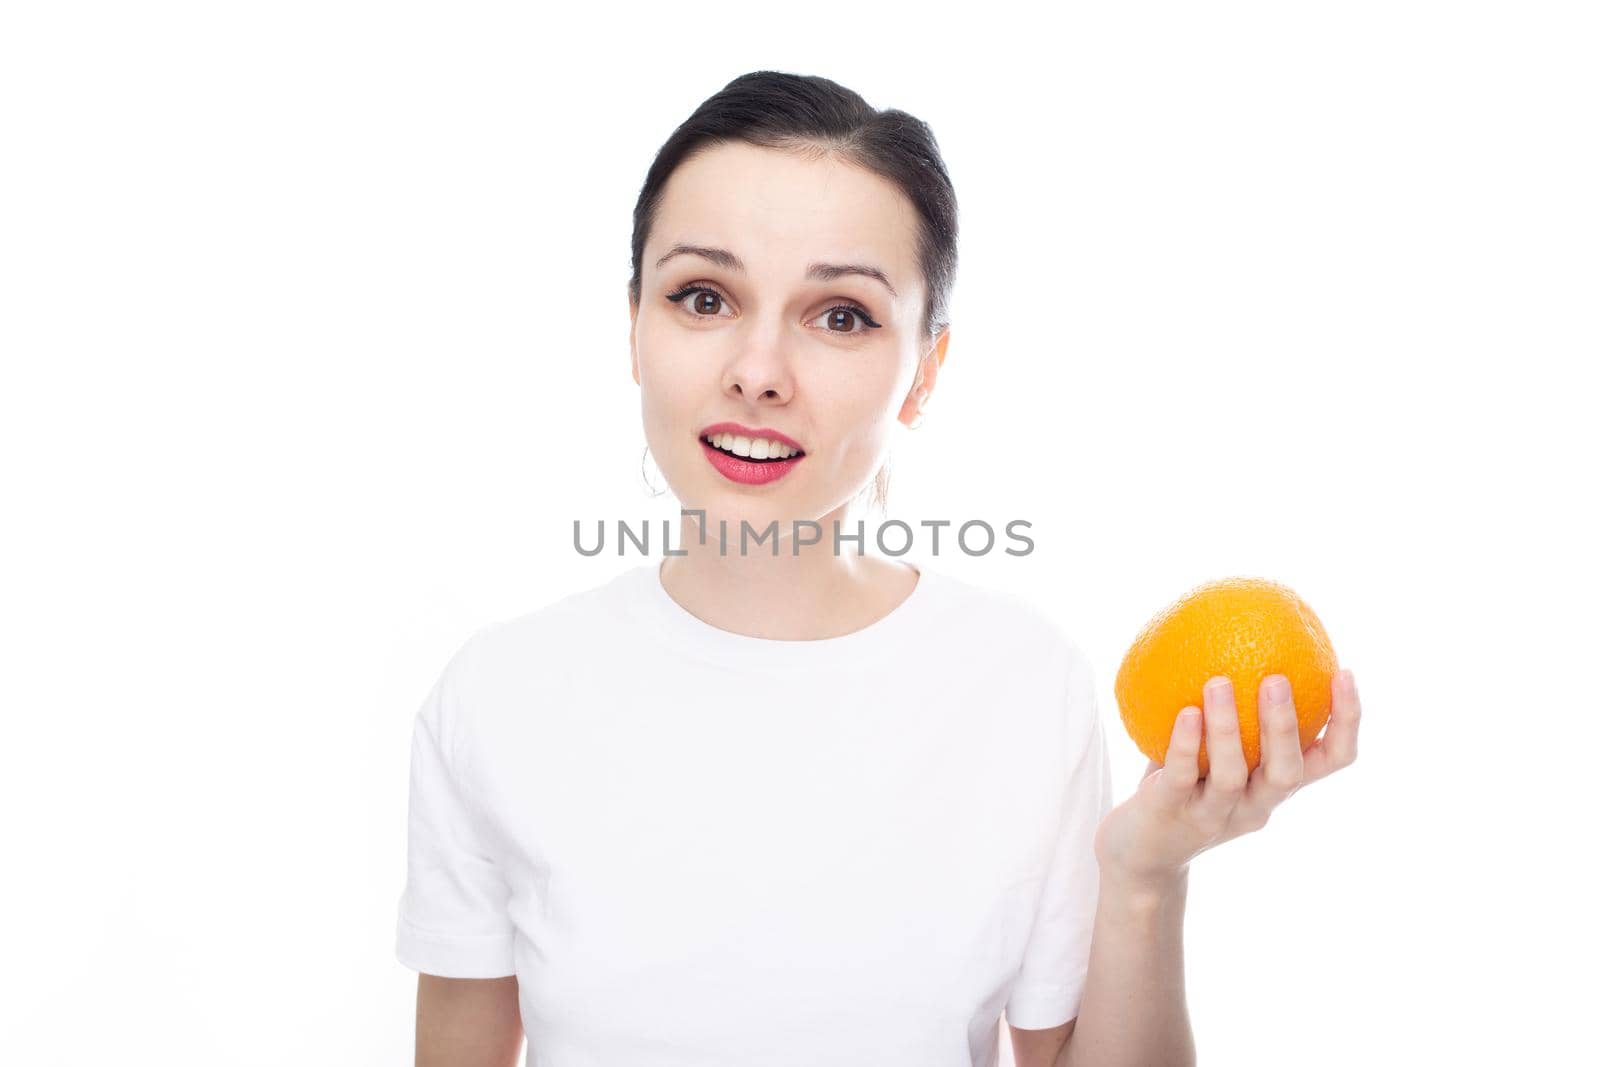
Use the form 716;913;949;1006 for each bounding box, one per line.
649;142;920;289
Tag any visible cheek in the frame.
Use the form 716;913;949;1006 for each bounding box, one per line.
817;401;898;471
634;337;696;403
820;365;906;438
636;321;717;392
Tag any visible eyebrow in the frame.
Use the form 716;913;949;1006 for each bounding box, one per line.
653;243;899;299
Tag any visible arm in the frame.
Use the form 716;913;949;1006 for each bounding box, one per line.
1007;1016;1075;1066
1032;668;1362;1066
415;974;524;1067
1007;868;1192;1067
1060;868;1193;1067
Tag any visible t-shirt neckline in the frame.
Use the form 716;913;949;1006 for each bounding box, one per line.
625;557;943;669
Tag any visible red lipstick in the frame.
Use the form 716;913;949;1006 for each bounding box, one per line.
698;423;807;486
698;423;806;453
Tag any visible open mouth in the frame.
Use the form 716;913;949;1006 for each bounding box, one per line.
700;435;806;463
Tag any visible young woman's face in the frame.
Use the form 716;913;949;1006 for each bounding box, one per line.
630;141;945;538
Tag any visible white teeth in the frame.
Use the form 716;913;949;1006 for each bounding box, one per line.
707;432;798;459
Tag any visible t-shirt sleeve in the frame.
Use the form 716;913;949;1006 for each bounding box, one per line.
1004;646;1114;1030
394;634;518;978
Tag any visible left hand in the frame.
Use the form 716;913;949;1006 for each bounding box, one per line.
1093;669;1362;891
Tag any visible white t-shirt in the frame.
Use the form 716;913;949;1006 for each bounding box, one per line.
396;557;1113;1067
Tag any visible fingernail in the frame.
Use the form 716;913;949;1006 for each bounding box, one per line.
1205;676;1231;697
1265;675;1289;703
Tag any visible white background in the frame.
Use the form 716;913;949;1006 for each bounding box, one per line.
3;2;1595;1064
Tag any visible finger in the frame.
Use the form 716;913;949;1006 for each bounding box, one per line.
1245;673;1305;811
1303;668;1361;785
1191;676;1248;826
1152;705;1203;809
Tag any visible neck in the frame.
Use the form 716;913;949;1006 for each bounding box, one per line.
659;501;909;641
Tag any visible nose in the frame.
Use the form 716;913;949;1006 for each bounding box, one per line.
721;337;794;404
730;379;786;402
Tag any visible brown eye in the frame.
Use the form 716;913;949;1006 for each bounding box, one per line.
665;284;733;319
808;303;883;335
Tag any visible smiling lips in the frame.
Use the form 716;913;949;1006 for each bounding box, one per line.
698;422;806;455
698;428;806;486
701;430;803;461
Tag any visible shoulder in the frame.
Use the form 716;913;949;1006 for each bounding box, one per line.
922;564;1091;671
457;564;658;681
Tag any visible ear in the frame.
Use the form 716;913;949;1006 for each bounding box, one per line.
628;287;641;385
898;328;951;427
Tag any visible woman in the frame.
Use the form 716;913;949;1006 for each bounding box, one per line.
396;70;1362;1067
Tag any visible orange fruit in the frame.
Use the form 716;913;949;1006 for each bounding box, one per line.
1114;577;1338;777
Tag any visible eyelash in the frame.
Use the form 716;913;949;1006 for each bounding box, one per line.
664;282;883;335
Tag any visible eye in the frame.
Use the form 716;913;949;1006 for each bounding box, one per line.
663;281;884;337
665;282;735;319
808;302;883;336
